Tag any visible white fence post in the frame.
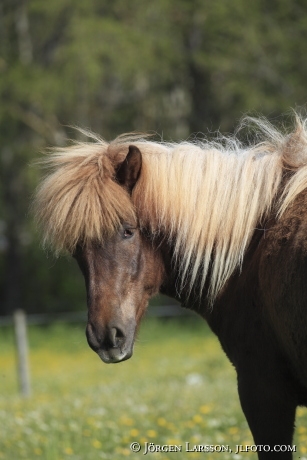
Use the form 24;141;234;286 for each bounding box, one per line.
13;309;31;397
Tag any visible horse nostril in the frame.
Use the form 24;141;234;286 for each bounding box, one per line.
109;326;125;348
86;322;126;352
86;323;100;351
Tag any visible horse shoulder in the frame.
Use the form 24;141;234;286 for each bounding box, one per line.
258;189;307;388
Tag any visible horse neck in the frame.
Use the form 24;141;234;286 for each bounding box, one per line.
134;145;283;304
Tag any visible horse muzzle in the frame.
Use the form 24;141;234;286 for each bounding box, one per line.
86;321;135;364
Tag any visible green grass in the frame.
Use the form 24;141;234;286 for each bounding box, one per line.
0;317;306;459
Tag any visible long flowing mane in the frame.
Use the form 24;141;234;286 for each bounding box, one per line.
33;116;307;302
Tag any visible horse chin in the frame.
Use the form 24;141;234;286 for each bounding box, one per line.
97;347;133;364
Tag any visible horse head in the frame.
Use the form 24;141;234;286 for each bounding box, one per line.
73;146;164;363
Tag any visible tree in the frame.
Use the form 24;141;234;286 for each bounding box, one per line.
1;0;307;314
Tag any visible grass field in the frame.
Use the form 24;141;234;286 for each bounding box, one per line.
0;316;306;459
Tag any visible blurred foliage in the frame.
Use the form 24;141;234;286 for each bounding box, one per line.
1;0;307;313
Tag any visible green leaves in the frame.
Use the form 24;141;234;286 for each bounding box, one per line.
1;0;307;314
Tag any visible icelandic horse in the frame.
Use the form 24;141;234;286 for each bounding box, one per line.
34;116;307;458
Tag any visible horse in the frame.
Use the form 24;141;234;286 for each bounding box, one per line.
33;116;307;458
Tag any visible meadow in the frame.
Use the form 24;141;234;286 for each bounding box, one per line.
0;316;307;460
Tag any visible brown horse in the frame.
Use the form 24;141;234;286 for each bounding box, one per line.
34;117;307;458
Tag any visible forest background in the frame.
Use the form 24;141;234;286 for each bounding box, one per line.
1;0;307;315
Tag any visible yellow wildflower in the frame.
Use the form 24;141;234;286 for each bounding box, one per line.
130;428;140;437
157;417;167;426
92;439;102;449
200;405;211;414
192;414;202;424
119;416;134;426
228;427;239;435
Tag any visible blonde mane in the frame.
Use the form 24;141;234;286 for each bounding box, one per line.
33;116;307;302
33;134;137;253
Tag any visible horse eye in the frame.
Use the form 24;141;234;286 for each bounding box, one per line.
123;228;134;239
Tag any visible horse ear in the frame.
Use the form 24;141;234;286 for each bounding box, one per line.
116;145;142;193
